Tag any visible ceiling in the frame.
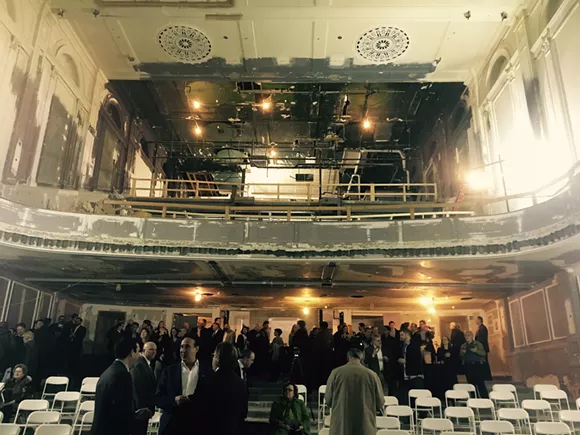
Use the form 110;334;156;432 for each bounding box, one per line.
51;0;522;82
0;242;566;309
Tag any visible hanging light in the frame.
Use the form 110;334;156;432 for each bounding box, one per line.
303;307;310;315
191;100;201;110
194;293;202;302
428;306;436;314
362;119;372;130
194;125;203;137
262;100;272;111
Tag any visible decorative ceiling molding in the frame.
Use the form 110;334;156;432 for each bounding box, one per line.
356;27;410;63
99;0;233;6
157;25;212;63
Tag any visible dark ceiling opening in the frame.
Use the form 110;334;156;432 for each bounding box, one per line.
111;80;467;188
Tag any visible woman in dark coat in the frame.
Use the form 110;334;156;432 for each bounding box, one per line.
436;336;458;392
269;383;311;435
1;364;33;422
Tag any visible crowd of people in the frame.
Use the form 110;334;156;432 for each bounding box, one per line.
0;313;491;435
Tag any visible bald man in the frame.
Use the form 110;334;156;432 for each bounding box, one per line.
131;341;158;435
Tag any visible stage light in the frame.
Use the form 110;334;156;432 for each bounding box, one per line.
303;307;310;315
465;170;492;191
191;100;201;110
362;119;372;130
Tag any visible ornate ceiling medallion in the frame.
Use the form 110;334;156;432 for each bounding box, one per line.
157;25;211;63
356;27;410;63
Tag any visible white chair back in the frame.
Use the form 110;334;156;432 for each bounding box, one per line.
318;384;328;431
42;377;69;400
533;385;558;400
319;429;329;435
52;392;81;415
559;410;580;433
27;411;61;425
468;398;497;420
15;400;51;422
540;390;570;411
377;431;410;435
523;400;554;423
324;415;331;427
498;408;532;435
0;411;3;423
455;383;478;398
0;425;20;435
386;405;415;432
296;384;307;401
445;406;477;433
384;396;399;407
34;425;72;435
576;398;580;411
79;412;94;433
446;390;470;407
420;418;454;434
416;397;443;418
377;416;401;430
534;422;572;435
81;378;98;386
481;420;516;434
490;391;518;408
493;385;520;402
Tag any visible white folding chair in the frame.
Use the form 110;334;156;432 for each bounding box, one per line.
534;385;559;400
377;431;411;435
73;401;95;430
25;411;62;431
534;422;572;435
15;400;50;423
446;405;477;433
481;420;516;434
324;415;331;428
148;411;161;435
455;384;478;398
81;378;98;386
0;411;3;423
385;396;400;407
318;385;328;431
559;410;580;434
52;392;81;419
386;406;415;433
493;385;520;403
79;383;96;400
490;391;518;409
410;389;432;408
296;384;307;401
468;398;497;422
416;397;443;419
498;408;533;434
34;424;72;435
319;429;329;435
523;400;554;423
540;390;570;414
78;412;94;434
377;416;401;430
576;399;580;411
420;418;454;435
42;377;69;401
446;390;470;407
0;425;19;435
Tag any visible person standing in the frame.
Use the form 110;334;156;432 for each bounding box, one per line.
450;322;466;374
436;336;457;393
196;342;248;435
131;342;158;435
222;324;236;345
364;335;388;393
270;329;284;381
237;350;255;382
461;331;489;398
475;316;492;381
326;348;384;435
236;326;249;354
155;337;206;435
313;321;333;388
398;329;424;405
92;338;151;435
191;319;210;362
383;325;401;397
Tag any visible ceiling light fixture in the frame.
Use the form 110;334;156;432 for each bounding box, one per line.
428;306;436;314
262;100;272;111
191;100;201;110
303;307;310;315
194;125;203;137
418;296;431;306
194;293;202;302
465;170;492;191
362;119;372;130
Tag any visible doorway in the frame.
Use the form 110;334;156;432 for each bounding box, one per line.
173;313;198;331
94;311;126;355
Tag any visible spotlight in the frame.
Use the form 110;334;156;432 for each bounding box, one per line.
428;306;436;314
194;125;203;137
191;100;201;110
303;307;310;315
362;119;372;130
262;100;272;111
194;293;202;302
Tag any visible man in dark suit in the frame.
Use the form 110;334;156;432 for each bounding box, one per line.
209;322;223;356
364;335;388;393
236;326;249;354
92;338;151;435
131;341;158;435
236;350;255;382
398;329;424;405
155;337;208;435
475;316;492;380
68;317;86;386
197;342;248;434
191;319;210;361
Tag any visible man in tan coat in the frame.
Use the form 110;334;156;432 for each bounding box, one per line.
326;348;385;435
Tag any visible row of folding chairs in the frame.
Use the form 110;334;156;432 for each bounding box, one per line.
11;400;94;433
0;424;75;435
319;421;574;435
39;377;99;402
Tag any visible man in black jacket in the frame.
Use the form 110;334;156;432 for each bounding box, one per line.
364;335;388;392
475;316;492;381
92;338;150;435
398;329;424;404
131;341;158;435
